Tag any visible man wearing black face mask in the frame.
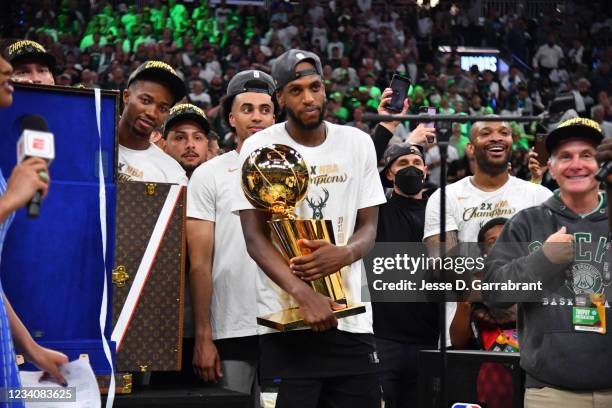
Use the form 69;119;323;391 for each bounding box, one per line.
376;144;429;241
372;143;440;408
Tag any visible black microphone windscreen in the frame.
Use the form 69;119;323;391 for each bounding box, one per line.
20;114;49;133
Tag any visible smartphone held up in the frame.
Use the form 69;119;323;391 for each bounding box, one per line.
419;106;437;143
533;133;550;166
386;74;411;113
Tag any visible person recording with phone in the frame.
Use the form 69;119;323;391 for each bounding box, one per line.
0;54;68;405
415;104;461;187
371;75;436;164
528;145;557;191
527;117;576;191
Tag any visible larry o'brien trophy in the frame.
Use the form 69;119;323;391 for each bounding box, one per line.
241;144;366;331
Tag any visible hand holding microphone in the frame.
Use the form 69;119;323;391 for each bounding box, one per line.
9;115;55;218
1;158;49;214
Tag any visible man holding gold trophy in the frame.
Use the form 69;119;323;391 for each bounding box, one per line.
232;49;386;407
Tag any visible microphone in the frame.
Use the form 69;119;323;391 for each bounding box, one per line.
16;115;55;218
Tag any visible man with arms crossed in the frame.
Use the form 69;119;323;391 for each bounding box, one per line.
186;70;276;406
233;50;385;407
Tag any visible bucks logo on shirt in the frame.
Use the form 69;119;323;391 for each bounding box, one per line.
305;187;330;220
567;233;609;295
529;232;611;297
304;163;348;220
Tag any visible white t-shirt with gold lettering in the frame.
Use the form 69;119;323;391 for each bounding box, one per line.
424;175;552;243
118;143;188;185
231;121;386;335
423;175;552;346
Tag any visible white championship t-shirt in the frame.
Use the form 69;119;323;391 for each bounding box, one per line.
231;121;387;335
187;150;259;340
118;143;188;185
423;175;552;346
424;175;552;243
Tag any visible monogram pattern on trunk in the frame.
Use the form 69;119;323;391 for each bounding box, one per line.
112;181;186;372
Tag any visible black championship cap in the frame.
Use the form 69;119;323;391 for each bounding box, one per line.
546;117;603;153
3;40;56;72
162;103;210;137
380;143;425;187
271;49;323;90
226;69;275;97
127;60;187;103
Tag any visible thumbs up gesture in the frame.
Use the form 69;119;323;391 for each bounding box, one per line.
542;226;575;264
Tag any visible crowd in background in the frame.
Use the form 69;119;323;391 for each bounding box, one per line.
0;3;611;406
2;0;612;183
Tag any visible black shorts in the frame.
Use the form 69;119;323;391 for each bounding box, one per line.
275;373;382;408
376;337;435;407
215;335;259;362
259;329;379;380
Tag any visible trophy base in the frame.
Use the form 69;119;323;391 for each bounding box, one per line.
256;304;367;332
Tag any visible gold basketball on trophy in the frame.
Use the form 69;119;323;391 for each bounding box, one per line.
241;143;365;331
241;144;309;217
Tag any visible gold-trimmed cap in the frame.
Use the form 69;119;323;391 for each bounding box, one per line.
127;60;186;103
546;117;603;153
3;40;56;71
162;103;210;137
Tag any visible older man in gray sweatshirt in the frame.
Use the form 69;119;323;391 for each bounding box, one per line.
485;117;611;408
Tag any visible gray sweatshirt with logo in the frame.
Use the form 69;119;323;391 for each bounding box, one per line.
484;192;611;390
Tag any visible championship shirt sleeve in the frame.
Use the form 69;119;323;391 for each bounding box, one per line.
186;163;216;221
230;139;258;214
422;187;459;240
357;132;387;209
